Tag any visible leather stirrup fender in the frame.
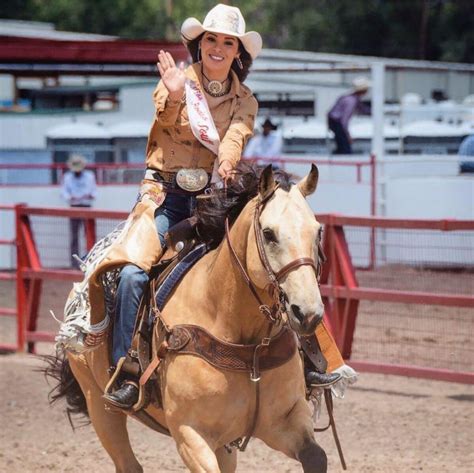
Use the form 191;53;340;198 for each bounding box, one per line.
300;333;328;373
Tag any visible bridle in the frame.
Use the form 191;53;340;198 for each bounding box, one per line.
251;201;346;470
225;183;326;329
223;182;327;452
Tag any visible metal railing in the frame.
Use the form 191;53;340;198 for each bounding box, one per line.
2;204;472;383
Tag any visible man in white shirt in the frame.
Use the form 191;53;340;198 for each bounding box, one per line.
61;154;97;267
243;117;283;160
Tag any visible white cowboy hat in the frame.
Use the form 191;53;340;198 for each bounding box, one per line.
67;154;87;172
352;76;371;93
181;4;263;60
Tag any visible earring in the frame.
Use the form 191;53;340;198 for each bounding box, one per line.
236;57;243;70
197;44;201;63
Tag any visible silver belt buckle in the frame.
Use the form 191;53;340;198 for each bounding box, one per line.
176;168;209;192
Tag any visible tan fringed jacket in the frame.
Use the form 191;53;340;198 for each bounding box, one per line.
87;63;258;326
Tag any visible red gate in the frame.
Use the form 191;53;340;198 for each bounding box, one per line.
319;214;474;384
3;205;473;384
13;205;127;352
0;204;17;352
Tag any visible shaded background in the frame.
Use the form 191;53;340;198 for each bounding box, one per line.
2;0;473;63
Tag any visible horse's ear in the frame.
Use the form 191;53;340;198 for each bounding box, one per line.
259;164;275;200
297;164;319;197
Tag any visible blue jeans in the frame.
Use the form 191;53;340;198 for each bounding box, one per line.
328;117;352;155
112;193;197;365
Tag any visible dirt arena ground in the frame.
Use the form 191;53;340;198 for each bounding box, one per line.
1;354;472;472
0;269;473;472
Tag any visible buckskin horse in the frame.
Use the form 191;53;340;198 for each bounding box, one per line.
46;164;330;472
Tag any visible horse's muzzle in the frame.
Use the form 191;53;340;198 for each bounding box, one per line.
289;304;323;335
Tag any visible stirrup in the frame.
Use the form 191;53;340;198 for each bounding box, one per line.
103;380;139;409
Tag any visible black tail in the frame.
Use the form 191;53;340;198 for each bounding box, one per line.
40;353;90;430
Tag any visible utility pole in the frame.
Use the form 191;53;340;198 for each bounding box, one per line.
371;61;386;266
371;61;385;217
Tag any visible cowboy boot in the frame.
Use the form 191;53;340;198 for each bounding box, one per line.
103;379;139;409
103;353;142;409
305;367;342;389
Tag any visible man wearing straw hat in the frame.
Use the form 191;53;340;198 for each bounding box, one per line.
61;154;97;268
327;76;371;155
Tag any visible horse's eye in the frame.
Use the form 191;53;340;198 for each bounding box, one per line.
262;228;278;243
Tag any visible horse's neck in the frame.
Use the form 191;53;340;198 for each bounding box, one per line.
205;203;277;344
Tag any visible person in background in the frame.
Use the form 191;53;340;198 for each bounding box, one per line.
61;154;97;268
458;134;474;173
327;76;371;154
243;117;283;161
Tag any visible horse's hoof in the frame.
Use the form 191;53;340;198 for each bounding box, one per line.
103;381;139;409
306;371;341;389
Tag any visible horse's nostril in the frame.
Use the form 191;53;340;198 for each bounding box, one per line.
291;304;304;323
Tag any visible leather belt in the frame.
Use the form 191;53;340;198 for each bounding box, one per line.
145;168;211;193
145;168;176;184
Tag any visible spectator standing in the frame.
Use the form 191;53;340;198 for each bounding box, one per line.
327;77;371;154
61;154;97;267
458;134;474;173
243;117;283;160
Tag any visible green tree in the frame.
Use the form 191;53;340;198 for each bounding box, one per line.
1;0;472;62
255;0;473;62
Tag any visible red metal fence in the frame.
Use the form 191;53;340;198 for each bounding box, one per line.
11;205;126;352
0;205;473;383
319;214;474;384
0;156;375;186
0;204;17;352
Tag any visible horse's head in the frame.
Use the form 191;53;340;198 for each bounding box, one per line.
246;164;324;336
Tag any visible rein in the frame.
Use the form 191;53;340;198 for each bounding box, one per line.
224;185;324;451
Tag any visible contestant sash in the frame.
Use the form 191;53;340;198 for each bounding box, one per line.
185;78;221;183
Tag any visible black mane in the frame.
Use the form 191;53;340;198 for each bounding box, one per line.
194;162;292;248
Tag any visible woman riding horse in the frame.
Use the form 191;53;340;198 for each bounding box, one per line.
83;3;342;410
50;163;345;472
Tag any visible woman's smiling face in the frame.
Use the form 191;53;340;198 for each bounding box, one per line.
200;32;240;78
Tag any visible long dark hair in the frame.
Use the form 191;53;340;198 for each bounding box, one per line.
194;162;291;248
186;33;253;82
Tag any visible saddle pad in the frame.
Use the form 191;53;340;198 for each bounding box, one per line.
154;243;208;310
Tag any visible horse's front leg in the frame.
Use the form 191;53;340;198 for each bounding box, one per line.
215;446;237;473
259;397;327;473
298;440;327;473
172;425;221;473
